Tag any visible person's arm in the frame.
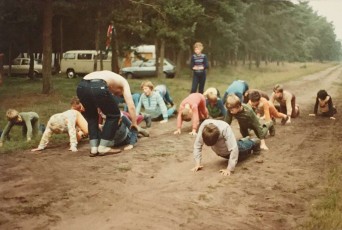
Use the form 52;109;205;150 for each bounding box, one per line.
191;104;199;134
66;111;78;152
327;96;335;117
224;111;233;125
156;93;168;122
191;122;205;172
270;92;275;104
220;125;239;176
313;97;319;115
135;94;143;115
285;93;293;116
32;126;53;151
0;122;13;146
174;106;183;134
190;55;195;70
263;100;271;122
203;54;209;70
22;113;34;141
217;100;227;117
122;81;137;127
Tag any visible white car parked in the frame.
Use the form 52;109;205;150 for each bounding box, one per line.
120;59;176;79
3;58;43;77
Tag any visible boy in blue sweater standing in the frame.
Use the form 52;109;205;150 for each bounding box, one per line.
190;42;209;94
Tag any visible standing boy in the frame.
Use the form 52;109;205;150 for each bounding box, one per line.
190;42;209;94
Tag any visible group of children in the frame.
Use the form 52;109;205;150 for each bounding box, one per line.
0;75;337;176
0;40;337;176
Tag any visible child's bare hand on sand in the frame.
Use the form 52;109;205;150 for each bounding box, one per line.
219;169;231;176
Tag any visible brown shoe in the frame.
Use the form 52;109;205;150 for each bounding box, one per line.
98;147;121;156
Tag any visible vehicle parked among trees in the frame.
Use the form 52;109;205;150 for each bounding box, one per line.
3;58;43;78
120;59;176;79
60;50;112;78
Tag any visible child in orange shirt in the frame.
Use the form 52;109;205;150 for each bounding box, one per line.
248;91;289;125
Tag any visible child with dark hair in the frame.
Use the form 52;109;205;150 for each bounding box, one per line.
225;94;274;150
309;89;337;120
248;91;289;125
192;119;260;176
243;89;269;104
0;109;40;147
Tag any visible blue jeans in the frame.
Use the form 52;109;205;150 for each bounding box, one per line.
190;74;206;94
77;79;121;147
237;137;255;157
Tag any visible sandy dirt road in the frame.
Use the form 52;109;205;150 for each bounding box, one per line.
0;65;342;230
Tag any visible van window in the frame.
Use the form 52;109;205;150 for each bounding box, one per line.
13;59;21;65
78;53;93;60
22;59;29;65
96;53;108;60
64;53;76;59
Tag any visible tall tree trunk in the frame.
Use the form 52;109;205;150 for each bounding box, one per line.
59;16;63;72
111;23;120;73
154;39;159;76
157;38;165;78
42;0;53;94
94;9;101;71
175;49;183;78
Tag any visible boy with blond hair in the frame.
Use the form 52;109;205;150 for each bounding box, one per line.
192;119;260;176
136;81;175;125
0;109;40;147
174;93;208;135
190;42;209;94
225;94;274;150
203;87;226;119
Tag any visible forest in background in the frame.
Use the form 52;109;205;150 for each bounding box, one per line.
0;0;341;93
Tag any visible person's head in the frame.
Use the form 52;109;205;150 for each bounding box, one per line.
6;109;21;122
202;123;220;146
207;91;218;103
193;42;203;55
249;91;261;107
273;84;284;99
70;96;84;112
141;81;154;96
225;94;242;114
181;104;193;122
317;89;328;100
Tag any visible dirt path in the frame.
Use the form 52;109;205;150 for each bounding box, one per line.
0;65;342;230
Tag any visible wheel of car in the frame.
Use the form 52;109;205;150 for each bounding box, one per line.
67;69;76;79
126;73;134;79
164;72;175;79
33;71;39;78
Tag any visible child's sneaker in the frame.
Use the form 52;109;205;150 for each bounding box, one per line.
138;126;149;137
144;114;152;128
250;137;261;154
281;115;289;125
269;125;276;136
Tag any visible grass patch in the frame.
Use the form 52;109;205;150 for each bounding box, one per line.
299;163;342;230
